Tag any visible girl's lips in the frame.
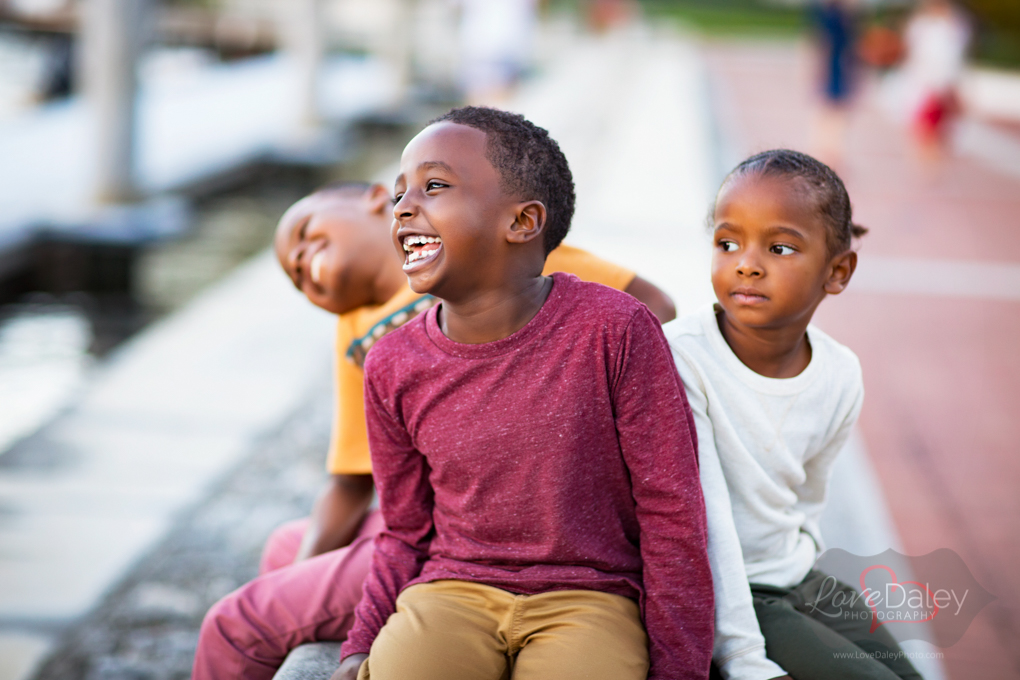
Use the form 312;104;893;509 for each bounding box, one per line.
730;290;768;304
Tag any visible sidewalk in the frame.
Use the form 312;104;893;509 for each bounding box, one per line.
703;39;1020;680
0;253;335;679
29;374;335;680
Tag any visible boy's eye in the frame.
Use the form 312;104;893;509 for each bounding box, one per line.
392;193;404;204
426;181;447;191
770;244;796;255
718;240;738;252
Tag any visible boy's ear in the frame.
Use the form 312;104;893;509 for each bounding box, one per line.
506;201;546;245
824;249;857;295
365;184;392;215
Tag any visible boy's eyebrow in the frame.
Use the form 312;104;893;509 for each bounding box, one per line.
292;215;311;241
417;160;455;174
393;161;456;190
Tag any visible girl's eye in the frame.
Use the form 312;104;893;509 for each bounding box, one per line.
719;240;738;252
392;193;403;204
426;181;447;191
770;244;795;255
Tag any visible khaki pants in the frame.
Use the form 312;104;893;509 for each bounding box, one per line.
357;580;649;680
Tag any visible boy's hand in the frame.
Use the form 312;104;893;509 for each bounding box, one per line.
295;474;375;562
332;653;368;680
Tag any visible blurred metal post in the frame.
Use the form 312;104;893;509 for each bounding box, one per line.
80;0;153;203
282;0;324;129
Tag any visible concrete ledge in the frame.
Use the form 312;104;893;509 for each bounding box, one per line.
0;250;334;661
275;643;341;680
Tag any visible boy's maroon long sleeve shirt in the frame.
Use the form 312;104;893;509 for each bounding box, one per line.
341;273;713;679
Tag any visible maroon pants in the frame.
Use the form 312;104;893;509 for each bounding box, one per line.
191;510;384;680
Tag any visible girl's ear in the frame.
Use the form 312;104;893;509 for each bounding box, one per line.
824;249;857;295
507;201;547;245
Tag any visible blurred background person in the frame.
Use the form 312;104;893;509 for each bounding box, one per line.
856;11;904;74
808;0;860;168
457;0;538;105
899;0;971;160
583;0;636;33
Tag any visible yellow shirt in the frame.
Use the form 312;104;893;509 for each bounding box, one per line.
326;244;636;475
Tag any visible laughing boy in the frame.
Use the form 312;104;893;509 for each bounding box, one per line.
334;107;713;680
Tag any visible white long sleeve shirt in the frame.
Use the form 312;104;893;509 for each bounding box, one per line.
664;305;864;680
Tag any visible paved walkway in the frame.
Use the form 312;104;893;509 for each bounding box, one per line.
0;253;335;679
703;40;1020;680
28;375;335;680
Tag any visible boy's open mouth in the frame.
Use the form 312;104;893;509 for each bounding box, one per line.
401;234;443;270
310;250;326;285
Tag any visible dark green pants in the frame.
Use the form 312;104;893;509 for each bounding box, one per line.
748;570;923;680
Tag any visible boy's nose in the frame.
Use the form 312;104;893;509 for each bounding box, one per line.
393;192;416;221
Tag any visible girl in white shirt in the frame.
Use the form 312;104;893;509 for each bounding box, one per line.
665;149;921;680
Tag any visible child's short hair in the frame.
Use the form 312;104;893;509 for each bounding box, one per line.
719;149;867;256
428;106;575;254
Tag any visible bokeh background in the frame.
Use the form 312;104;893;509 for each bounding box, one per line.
0;1;1017;679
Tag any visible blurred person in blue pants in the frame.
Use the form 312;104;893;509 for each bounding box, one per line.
809;0;859;168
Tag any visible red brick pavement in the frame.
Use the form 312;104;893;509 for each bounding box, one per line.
703;41;1020;680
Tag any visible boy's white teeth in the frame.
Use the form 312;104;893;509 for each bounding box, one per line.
401;235;442;252
406;245;441;264
310;250;325;284
402;234;443;267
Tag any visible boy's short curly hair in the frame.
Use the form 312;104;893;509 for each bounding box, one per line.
428;107;575;254
720;149;867;256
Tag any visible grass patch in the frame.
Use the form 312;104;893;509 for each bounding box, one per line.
971;28;1020;69
638;0;806;37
